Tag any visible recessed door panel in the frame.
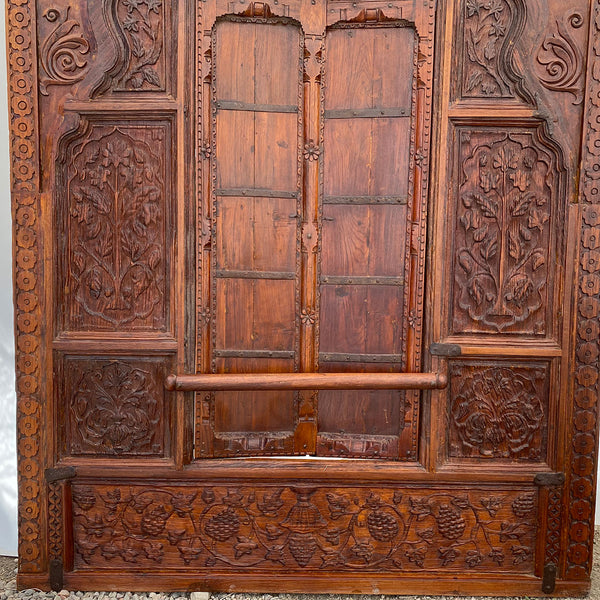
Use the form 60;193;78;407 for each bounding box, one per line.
317;23;417;458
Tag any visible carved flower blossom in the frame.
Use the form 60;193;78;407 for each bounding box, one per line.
303;140;320;161
147;0;163;13
485;0;504;18
466;0;484;17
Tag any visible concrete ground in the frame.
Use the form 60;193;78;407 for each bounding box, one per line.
1;531;599;600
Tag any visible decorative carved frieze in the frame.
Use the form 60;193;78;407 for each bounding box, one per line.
8;0;44;574
72;485;537;573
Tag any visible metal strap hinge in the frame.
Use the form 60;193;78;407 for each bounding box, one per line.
542;563;557;594
45;466;77;483
534;472;565;487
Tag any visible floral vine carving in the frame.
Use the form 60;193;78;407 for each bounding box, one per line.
536;12;584;102
40;7;91;96
450;365;546;460
453;131;558;334
69;361;162;455
72;486;536;572
116;0;164;90
461;0;527;98
65;126;167;329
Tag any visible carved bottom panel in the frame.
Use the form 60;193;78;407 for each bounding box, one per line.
72;484;537;573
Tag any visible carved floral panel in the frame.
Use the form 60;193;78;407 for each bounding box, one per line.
59;122;172;332
112;0;168;91
451;127;563;335
60;356;170;456
458;0;530;101
448;361;549;461
72;484;537;573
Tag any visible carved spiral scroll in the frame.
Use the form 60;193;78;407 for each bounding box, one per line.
40;7;90;96
536;12;584;102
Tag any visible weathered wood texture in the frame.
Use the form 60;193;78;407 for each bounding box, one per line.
6;0;599;594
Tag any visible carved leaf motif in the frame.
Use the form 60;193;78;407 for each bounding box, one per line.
511;196;531;217
528;208;549;232
480;235;498;261
473;223;488;243
474;194;498;219
508;230;521;260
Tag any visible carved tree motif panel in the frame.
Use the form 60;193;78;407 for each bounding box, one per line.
58;356;171;457
448;361;550;461
58;122;172;333
71;484;537;573
451;126;563;335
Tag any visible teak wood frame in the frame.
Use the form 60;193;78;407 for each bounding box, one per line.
7;0;600;595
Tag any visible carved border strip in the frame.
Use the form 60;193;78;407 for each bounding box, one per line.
567;0;600;579
7;0;44;574
48;481;62;562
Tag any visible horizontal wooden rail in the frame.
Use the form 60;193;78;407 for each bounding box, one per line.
164;372;447;392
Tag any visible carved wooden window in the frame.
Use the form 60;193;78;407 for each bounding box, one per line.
9;0;600;595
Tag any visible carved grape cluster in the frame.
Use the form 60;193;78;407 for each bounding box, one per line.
366;510;400;542
205;507;240;542
436;505;466;540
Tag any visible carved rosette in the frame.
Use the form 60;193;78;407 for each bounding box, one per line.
71;485;537;572
452;129;561;335
8;0;44;574
449;364;547;461
567;0;600;579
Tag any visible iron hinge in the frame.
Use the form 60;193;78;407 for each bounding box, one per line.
534;472;565;487
429;343;462;357
45;466;77;483
542;562;557;594
49;558;64;592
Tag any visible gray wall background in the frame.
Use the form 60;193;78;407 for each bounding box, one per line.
0;0;598;558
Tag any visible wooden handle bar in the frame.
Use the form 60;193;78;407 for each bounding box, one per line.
165;372;447;392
